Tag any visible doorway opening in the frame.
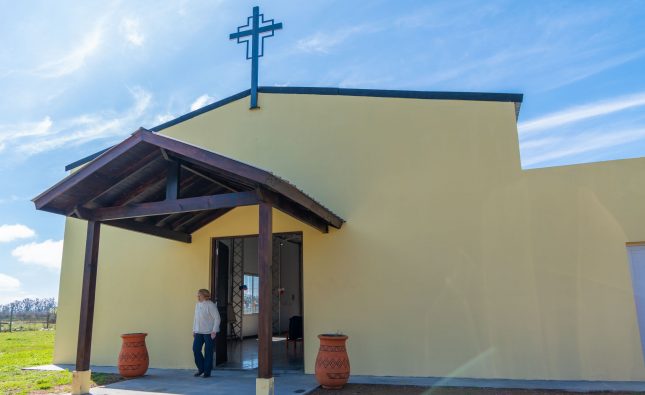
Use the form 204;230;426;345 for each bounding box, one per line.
211;232;304;371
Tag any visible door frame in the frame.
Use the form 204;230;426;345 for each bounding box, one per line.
209;231;305;366
211;240;229;365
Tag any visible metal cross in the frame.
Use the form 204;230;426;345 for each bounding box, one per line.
229;6;283;109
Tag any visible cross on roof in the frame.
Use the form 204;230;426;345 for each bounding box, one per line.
229;6;283;109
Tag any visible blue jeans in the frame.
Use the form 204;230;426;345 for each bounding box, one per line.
192;334;214;374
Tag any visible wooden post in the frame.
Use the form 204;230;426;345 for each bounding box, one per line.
257;202;273;379
165;160;180;200
76;220;101;371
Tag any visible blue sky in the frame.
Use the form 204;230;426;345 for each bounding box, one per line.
0;0;644;303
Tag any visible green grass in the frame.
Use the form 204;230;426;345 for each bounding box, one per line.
0;321;56;332
0;330;121;395
0;331;70;395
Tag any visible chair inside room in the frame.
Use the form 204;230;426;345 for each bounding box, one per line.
286;315;303;352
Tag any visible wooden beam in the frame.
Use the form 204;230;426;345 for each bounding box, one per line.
170;208;227;232
103;219;191;243
76;220;101;371
266;175;344;229
140;130;267;184
180;163;238;192
183;208;233;234
85;191;259;221
109;176;166;207
155;183;223;227
259;188;328;233
258;202;273;379
159;182;235;229
165;160;180;200
84;151;162;209
160;148;170;161
138;130;344;228
33;130;146;210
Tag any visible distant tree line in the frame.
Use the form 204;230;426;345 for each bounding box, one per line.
0;297;57;331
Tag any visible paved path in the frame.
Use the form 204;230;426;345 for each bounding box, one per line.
88;368;317;395
31;365;318;395
347;375;645;392
25;364;645;394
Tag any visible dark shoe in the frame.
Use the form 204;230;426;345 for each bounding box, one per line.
203;374;211;378
194;371;203;377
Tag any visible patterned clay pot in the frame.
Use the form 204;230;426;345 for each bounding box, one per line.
118;333;149;377
315;334;350;389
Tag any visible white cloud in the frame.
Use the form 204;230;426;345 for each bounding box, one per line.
190;94;216;111
543;49;645;92
0;273;21;292
121;17;145;46
0;224;36;243
520;137;561;150
296;25;371;54
519;93;645;136
0;195;20;204
0;117;53;149
522;128;645;167
0;87;152;156
33;25;103;78
155;114;175;124
12;239;64;269
377;3;644;93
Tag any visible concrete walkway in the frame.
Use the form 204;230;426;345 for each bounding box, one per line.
83;370;645;394
62;365;317;395
347;375;645;392
25;364;645;394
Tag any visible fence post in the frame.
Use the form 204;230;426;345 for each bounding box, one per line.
9;304;13;332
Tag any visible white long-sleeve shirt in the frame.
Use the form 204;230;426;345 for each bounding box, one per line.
193;300;221;334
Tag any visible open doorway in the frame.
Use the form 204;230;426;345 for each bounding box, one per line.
211;233;304;371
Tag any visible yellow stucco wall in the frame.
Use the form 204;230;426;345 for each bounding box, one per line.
54;93;645;381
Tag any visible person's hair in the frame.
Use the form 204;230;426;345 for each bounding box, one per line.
197;289;211;299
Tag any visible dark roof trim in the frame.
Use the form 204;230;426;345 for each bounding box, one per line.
260;86;523;103
65;86;524;171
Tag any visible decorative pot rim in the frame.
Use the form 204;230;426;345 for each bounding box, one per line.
121;332;148;338
318;334;348;340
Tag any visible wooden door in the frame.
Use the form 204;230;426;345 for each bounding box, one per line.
212;240;229;366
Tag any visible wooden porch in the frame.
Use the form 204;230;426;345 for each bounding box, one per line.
32;128;343;394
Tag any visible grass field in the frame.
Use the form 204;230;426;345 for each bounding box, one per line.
0;321;56;332
0;330;121;395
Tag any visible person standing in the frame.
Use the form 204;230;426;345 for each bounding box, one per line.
192;288;221;378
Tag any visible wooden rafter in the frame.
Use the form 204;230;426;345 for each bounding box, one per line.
258;188;329;233
165;160;180;200
104;219;191;243
180;163;238;193
33;128;345;241
182;208;233;234
84;150;162;209
155;183;225;227
34;131;146;210
138;130;344;228
81;191;259;221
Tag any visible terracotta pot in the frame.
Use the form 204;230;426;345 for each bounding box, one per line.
118;333;149;377
315;334;350;389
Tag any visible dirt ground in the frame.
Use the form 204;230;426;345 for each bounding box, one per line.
308;384;645;395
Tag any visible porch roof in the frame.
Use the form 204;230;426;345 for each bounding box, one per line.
32;128;344;242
